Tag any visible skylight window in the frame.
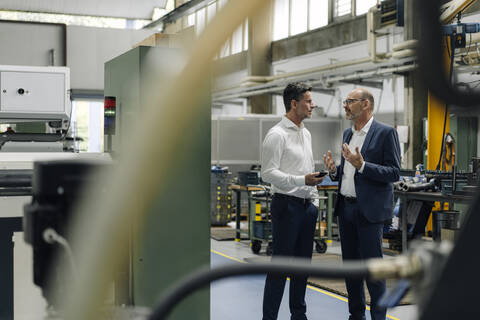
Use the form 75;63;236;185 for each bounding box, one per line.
0;10;150;29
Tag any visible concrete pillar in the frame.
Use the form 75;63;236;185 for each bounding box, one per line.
247;0;273;114
403;0;427;168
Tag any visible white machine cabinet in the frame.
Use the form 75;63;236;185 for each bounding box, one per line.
0;65;70;123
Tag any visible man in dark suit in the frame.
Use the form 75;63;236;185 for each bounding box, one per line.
323;88;401;320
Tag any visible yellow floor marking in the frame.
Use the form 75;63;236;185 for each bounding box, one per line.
306;285;348;302
211;249;401;320
211;249;246;263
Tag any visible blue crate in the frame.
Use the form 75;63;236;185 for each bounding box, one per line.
253;221;271;239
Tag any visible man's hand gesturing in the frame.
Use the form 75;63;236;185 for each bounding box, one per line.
323;150;336;174
341;143;364;170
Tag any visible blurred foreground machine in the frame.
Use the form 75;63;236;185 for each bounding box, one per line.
0;152;110;319
21;159;152;320
23;160;108;310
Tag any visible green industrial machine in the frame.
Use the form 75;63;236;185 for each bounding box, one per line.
104;46;210;319
449;114;477;171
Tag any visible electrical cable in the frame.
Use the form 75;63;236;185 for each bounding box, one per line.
58;96;74;142
443;133;455;170
445;37;451;59
43;228;78;280
147;260;370;320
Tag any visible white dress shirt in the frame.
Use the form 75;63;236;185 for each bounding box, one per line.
340;116;374;198
261;116;318;205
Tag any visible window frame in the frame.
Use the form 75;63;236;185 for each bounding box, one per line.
180;0;249;57
332;0;355;22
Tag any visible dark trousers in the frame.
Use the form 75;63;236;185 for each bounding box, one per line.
338;199;386;320
262;195;318;320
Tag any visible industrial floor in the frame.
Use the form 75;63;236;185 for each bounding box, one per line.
210;238;418;320
10;230;416;320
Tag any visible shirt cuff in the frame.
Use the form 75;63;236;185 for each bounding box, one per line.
329;169;337;179
294;175;306;186
358;161;366;173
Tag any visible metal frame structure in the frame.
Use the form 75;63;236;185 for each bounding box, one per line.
212;56;416;102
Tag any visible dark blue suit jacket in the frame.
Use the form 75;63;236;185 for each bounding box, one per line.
332;119;401;223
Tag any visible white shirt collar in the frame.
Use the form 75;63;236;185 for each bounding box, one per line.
282;115;304;130
352;116;374;135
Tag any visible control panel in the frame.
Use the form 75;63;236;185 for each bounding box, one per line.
0;65;70;123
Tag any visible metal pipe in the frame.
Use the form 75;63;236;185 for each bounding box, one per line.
213;64;416;101
0;170;32;188
368;6;380;63
391;49;417;59
393;40;419;52
214;48;417;101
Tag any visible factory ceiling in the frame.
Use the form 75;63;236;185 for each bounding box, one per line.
0;0;167;20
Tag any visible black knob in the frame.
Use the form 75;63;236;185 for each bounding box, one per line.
17;88;25;95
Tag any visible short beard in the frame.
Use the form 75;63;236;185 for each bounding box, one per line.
346;111;360;121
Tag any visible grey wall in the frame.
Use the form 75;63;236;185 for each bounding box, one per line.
0;21;155;91
212;115;343;166
0;21;65;66
272;15;367;62
67;26;153;90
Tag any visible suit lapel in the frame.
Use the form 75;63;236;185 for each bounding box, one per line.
343;128;353;144
341;128;353;169
360;119;377;155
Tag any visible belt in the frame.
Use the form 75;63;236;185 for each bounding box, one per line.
274;193;311;204
342;195;357;203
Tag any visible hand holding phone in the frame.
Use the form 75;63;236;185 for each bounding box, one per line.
315;171;329;178
305;172;326;186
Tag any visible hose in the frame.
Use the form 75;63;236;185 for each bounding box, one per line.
148;260;370;320
148;250;426;320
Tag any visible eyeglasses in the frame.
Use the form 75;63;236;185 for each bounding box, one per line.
343;98;366;105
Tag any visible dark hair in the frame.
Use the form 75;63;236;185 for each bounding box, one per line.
363;91;375;111
359;88;375;111
283;82;312;112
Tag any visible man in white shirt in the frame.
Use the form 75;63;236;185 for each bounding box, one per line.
324;88;401;320
261;82;324;320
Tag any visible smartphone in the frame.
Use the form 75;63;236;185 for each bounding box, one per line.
315;171;329;178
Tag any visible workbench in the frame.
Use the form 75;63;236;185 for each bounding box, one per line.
394;191;474;252
230;184;266;241
317;185;338;244
231;184;338;254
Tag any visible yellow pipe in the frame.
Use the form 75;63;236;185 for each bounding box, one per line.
426;38;452;234
427;93;450;171
427;36;452;171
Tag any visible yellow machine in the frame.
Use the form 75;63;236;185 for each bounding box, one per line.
426;0;477;233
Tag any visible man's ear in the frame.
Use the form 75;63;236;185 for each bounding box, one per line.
290;99;297;111
363;101;370;111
